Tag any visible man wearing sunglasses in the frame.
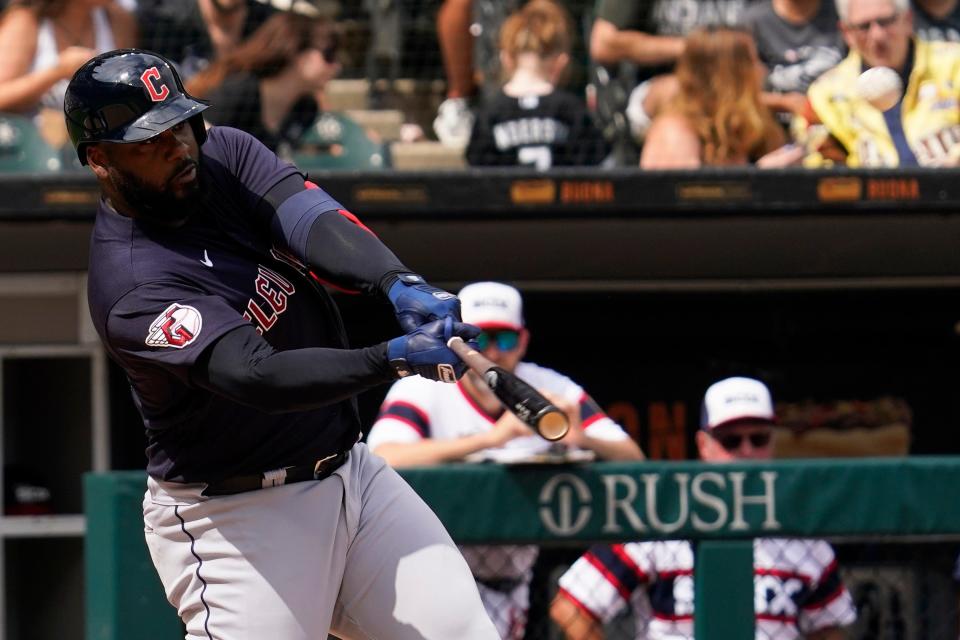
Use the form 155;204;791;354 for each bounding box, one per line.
550;376;857;640
800;0;960;166
367;281;644;639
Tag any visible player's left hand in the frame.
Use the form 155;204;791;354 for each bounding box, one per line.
387;273;461;332
386;317;480;382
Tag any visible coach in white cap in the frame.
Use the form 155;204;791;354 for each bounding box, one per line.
367;281;644;640
551;376;857;640
698;376;777;461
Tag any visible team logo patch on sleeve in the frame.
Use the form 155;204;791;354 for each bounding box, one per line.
145;303;203;348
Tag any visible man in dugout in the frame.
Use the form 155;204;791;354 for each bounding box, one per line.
550;376;858;640
367;281;645;639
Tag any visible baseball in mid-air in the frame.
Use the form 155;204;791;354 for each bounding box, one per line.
855;66;903;111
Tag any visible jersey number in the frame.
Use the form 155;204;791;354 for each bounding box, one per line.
243;265;296;334
518;146;553;170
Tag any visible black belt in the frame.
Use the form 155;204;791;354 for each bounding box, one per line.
202;450;350;497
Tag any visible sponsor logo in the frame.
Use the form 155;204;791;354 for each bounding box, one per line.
473;297;508;309
817;177;862;201
510;179;556;204
539;474;593;535
437;364;457;383
145;303;202;348
140;67;170;102
560;180;615;204
537;470;781;536
200;250;214;267
676;181;751;201
432;291;456;300
866;177;920;200
352;185;429;204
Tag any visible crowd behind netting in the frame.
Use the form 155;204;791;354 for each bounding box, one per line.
5;1;960;639
0;0;958;172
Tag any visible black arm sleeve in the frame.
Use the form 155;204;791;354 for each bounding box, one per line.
304;211;409;297
265;176;410;297
193;324;395;413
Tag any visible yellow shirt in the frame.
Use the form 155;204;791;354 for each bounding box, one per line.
805;38;960;167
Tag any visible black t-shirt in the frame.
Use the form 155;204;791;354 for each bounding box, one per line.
204;72;319;153
595;0;758;81
913;0;960;41
744;0;846;94
466;90;610;168
596;0;754;36
136;0;275;80
87;126;362;483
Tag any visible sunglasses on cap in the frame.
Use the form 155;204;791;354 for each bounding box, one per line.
714;431;773;451
476;330;521;352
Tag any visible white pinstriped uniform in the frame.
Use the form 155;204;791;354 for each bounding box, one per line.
558;538;857;639
368;362;632;639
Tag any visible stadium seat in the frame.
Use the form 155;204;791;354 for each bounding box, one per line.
0;112;63;173
291;111;389;171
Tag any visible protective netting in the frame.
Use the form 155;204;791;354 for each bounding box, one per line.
0;0;603;173
462;539;959;639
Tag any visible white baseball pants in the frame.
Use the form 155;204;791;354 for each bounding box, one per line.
143;443;498;639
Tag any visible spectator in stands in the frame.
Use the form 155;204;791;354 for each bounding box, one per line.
802;0;960;166
589;0;761;148
465;0;609;168
550;376;858;640
367;281;644;640
434;0;479;146
0;0;136;148
135;0;277;82
186;7;339;155
639;27;805;168
912;0;960;41
743;0;847;118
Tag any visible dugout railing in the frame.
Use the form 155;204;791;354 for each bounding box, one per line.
84;456;960;639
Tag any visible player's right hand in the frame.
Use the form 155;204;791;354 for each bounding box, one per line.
386;317;480;383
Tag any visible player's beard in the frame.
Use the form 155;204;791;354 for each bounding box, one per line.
107;157;204;228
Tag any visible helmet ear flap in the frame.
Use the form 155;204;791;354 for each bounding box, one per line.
189;115;207;147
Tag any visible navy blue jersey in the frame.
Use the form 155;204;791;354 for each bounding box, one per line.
88;126;362;483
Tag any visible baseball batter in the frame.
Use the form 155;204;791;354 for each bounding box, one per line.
367;282;645;639
67;49;498;639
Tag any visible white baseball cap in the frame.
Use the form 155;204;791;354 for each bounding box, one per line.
700;377;775;430
458;282;524;330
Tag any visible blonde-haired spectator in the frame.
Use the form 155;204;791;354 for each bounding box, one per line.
640;26;804;168
466;0;609;168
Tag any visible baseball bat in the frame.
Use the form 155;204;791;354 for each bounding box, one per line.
447;336;570;441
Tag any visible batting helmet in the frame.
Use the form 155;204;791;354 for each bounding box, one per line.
64;49;210;165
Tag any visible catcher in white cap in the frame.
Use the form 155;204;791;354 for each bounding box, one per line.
367;281;644;639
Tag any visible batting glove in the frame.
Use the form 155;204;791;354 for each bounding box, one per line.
387;317;480;382
387;273;461;333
